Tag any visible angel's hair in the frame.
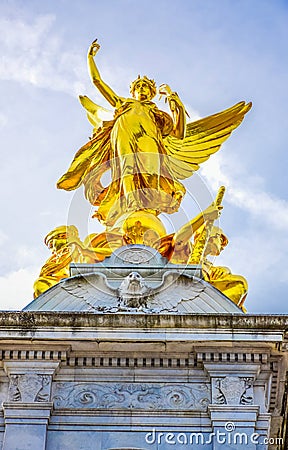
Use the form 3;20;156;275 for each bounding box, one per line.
130;75;157;99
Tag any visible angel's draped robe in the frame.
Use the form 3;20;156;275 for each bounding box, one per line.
57;99;251;226
57;98;186;225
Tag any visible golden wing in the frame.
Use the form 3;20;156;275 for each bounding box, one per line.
79;95;113;134
163;101;252;180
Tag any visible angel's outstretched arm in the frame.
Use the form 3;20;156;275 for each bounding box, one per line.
88;40;121;108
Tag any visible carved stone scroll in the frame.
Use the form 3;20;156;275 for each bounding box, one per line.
53;382;211;411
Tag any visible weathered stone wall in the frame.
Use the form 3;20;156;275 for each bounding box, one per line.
0;312;287;449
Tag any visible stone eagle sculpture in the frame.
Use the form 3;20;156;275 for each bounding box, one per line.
58;270;235;313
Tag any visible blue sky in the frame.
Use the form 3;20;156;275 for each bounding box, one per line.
0;0;288;312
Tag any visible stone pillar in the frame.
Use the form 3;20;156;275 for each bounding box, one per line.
2;361;59;450
208;405;260;450
204;362;270;450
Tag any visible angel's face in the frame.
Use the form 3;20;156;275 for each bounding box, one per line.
48;235;67;253
133;80;152;101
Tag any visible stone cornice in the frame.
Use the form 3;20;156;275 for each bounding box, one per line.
0;312;288;330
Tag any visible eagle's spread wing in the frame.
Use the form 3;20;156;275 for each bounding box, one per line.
163;101;252;180
146;272;205;311
145;271;241;313
61;273;118;311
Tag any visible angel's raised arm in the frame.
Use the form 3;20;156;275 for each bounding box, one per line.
88;40;121;108
158;84;186;139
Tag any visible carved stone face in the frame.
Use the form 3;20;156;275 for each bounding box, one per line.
129;272;141;278
118;271;148;309
119;272;146;295
127;271;142;286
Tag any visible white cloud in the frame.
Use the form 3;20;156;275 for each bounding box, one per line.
200;150;288;311
0;14;87;97
229;188;288;230
0;268;36;310
0;241;47;280
216;229;287;278
1;14;54;48
15;245;44;268
201;152;288;231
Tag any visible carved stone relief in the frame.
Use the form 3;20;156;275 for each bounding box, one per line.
8;374;52;402
52;382;211;411
115;247;156;265
212;376;253;405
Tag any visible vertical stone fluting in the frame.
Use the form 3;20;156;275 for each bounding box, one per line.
204;362;271;450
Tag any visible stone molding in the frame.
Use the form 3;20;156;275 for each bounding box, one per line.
208;404;261;426
63;355;196;368
3;402;53;422
197;352;268;364
62;352;269;369
203;362;261;379
1;311;288;330
0;345;70;363
3;361;60;375
0;347;270;369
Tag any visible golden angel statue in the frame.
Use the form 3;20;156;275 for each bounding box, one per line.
57;40;252;227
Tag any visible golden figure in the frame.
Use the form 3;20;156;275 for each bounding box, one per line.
33;225;108;298
114;210;167;245
86;194;222;258
34;40;251;309
57;40;252;227
189;186;226;265
192;225;248;311
156;202;222;264
83;230;131;253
